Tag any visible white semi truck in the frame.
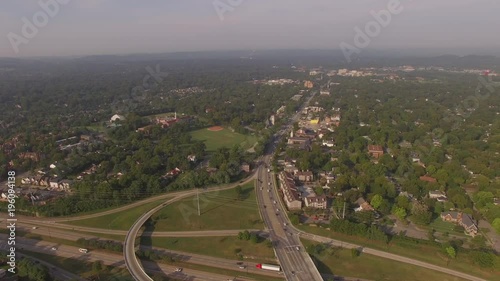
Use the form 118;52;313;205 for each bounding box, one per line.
256;263;281;272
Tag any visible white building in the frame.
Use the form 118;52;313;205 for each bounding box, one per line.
110;114;125;122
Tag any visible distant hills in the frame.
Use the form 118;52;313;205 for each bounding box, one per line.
1;50;499;70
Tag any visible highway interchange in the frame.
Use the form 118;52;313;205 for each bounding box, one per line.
0;91;489;281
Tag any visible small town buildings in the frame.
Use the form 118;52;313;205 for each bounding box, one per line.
49;178;60;189
319;172;335;185
305;194;327;209
240;163;251;173
287;137;311;150
58;179;72;190
295;171;314;182
278;172;302;210
295;129;316;139
428;190;446;199
354;197;374;212
367;145;384;158
322;140;335;147
304;81;314;88
284;165;299;174
187;154;197;162
18;152;40;162
310;119;320;125
440;211;478;237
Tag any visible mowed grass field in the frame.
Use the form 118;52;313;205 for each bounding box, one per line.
301;240;468;281
428;218;467;237
151;182;263;231
190;127;259;152
63;199;170;230
149;236;276;261
298;225;500;281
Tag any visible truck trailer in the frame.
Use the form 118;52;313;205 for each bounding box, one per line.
256;263;281;272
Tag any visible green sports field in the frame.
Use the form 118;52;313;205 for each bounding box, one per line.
190;127;259;152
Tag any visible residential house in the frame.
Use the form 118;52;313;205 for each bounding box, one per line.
279;172;302;210
319;172;335;184
304;81;314;88
187;154;197;162
18;152;40;162
240;163;251;173
305;194;327;209
494;198;500;206
420;175;437;183
80;135;92;141
110;114;125;122
39;177;49;187
49;178;60;189
440;211;478;237
284;165;299;174
295;129;316;139
322;140;335;147
368;145;384;159
136;125;154;134
428;190;446;199
354;198;374;212
287;137;311;151
21;176;37;185
295;171;314;182
155;117;179;128
165;167;182;177
58;179;72;190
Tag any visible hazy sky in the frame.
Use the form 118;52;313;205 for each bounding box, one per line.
1;0;499;57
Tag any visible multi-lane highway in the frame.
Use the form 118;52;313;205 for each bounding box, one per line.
256;161;323;281
253;91;323;281
0;234;263;281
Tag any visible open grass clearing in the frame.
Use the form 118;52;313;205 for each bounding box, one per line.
151;181;263;231
190;127;259;152
298;225;500;281
302;239;468;281
147;236;276;262
63;199;169;230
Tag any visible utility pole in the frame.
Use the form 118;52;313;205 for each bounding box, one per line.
197;188;200;216
342;201;346;219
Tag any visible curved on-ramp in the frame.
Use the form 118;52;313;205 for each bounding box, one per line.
123;175;257;281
